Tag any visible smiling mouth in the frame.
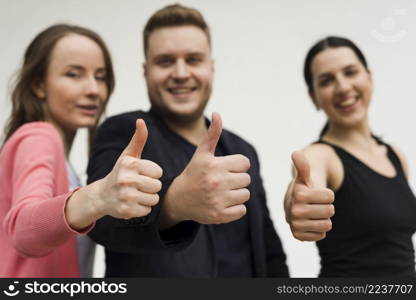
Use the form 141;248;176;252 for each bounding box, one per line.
167;87;197;96
76;105;99;115
336;96;359;110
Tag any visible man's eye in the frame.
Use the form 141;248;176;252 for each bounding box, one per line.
345;69;357;77
187;57;202;64
157;58;174;66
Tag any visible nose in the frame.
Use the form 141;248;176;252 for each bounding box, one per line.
172;60;190;81
335;76;352;94
85;76;100;98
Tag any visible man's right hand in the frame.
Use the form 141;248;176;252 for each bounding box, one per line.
286;151;335;241
161;112;251;227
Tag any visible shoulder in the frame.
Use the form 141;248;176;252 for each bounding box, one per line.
390;144;409;177
1;122;64;167
14;121;60;140
100;110;147;129
390;144;407;162
5;122;61;149
301;143;343;190
299;143;336;174
221;128;261;164
302;143;337;162
221;128;256;153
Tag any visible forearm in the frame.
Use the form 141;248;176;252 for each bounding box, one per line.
159;176;185;230
5;192;82;257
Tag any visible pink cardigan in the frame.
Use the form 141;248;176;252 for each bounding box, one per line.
0;122;91;277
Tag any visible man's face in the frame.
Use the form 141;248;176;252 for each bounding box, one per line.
144;25;214;123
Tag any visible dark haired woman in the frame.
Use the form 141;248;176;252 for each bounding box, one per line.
284;36;416;277
0;24;162;277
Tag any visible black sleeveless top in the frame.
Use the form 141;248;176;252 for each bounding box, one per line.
315;138;416;277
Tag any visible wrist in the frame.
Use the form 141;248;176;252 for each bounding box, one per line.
159;176;185;229
86;178;107;220
65;186;99;231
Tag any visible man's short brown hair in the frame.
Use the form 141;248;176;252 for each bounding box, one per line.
143;3;211;57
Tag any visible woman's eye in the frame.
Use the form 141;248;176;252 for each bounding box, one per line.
66;72;80;78
319;78;332;87
95;74;107;81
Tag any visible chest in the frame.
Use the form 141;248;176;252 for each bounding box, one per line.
332;168;416;232
328;146;396;190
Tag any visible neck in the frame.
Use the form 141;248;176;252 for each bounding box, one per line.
165;115;207;146
50;122;76;159
63;130;76;158
43;105;76;159
323;119;375;149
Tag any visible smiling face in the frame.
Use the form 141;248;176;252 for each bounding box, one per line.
310;47;373;129
144;25;214;123
37;33;108;134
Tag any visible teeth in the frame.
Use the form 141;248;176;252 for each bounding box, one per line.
338;97;356;107
169;88;193;94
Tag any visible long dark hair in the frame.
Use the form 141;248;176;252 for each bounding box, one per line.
2;23;115;152
303;36;369;137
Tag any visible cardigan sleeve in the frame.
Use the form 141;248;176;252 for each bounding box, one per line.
2;123;88;258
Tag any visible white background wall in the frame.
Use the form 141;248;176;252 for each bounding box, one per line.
1;0;416;277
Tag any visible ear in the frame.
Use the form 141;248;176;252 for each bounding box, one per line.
308;89;320;110
32;81;46;99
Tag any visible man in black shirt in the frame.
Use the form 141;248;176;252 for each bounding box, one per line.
87;3;289;277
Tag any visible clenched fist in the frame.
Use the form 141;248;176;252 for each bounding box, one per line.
66;119;163;230
285;151;335;241
94;119;163;219
161;112;251;227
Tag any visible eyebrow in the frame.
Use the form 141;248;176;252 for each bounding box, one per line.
64;64;106;71
187;52;205;56
153;54;173;60
343;64;357;70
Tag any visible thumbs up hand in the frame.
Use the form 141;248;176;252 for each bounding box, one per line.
160;113;251;227
285;150;335;241
96;119;163;219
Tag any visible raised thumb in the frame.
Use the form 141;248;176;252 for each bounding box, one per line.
196;112;222;155
121;119;148;158
292;150;311;187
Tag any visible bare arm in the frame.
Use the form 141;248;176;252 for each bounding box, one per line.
391;144;410;179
